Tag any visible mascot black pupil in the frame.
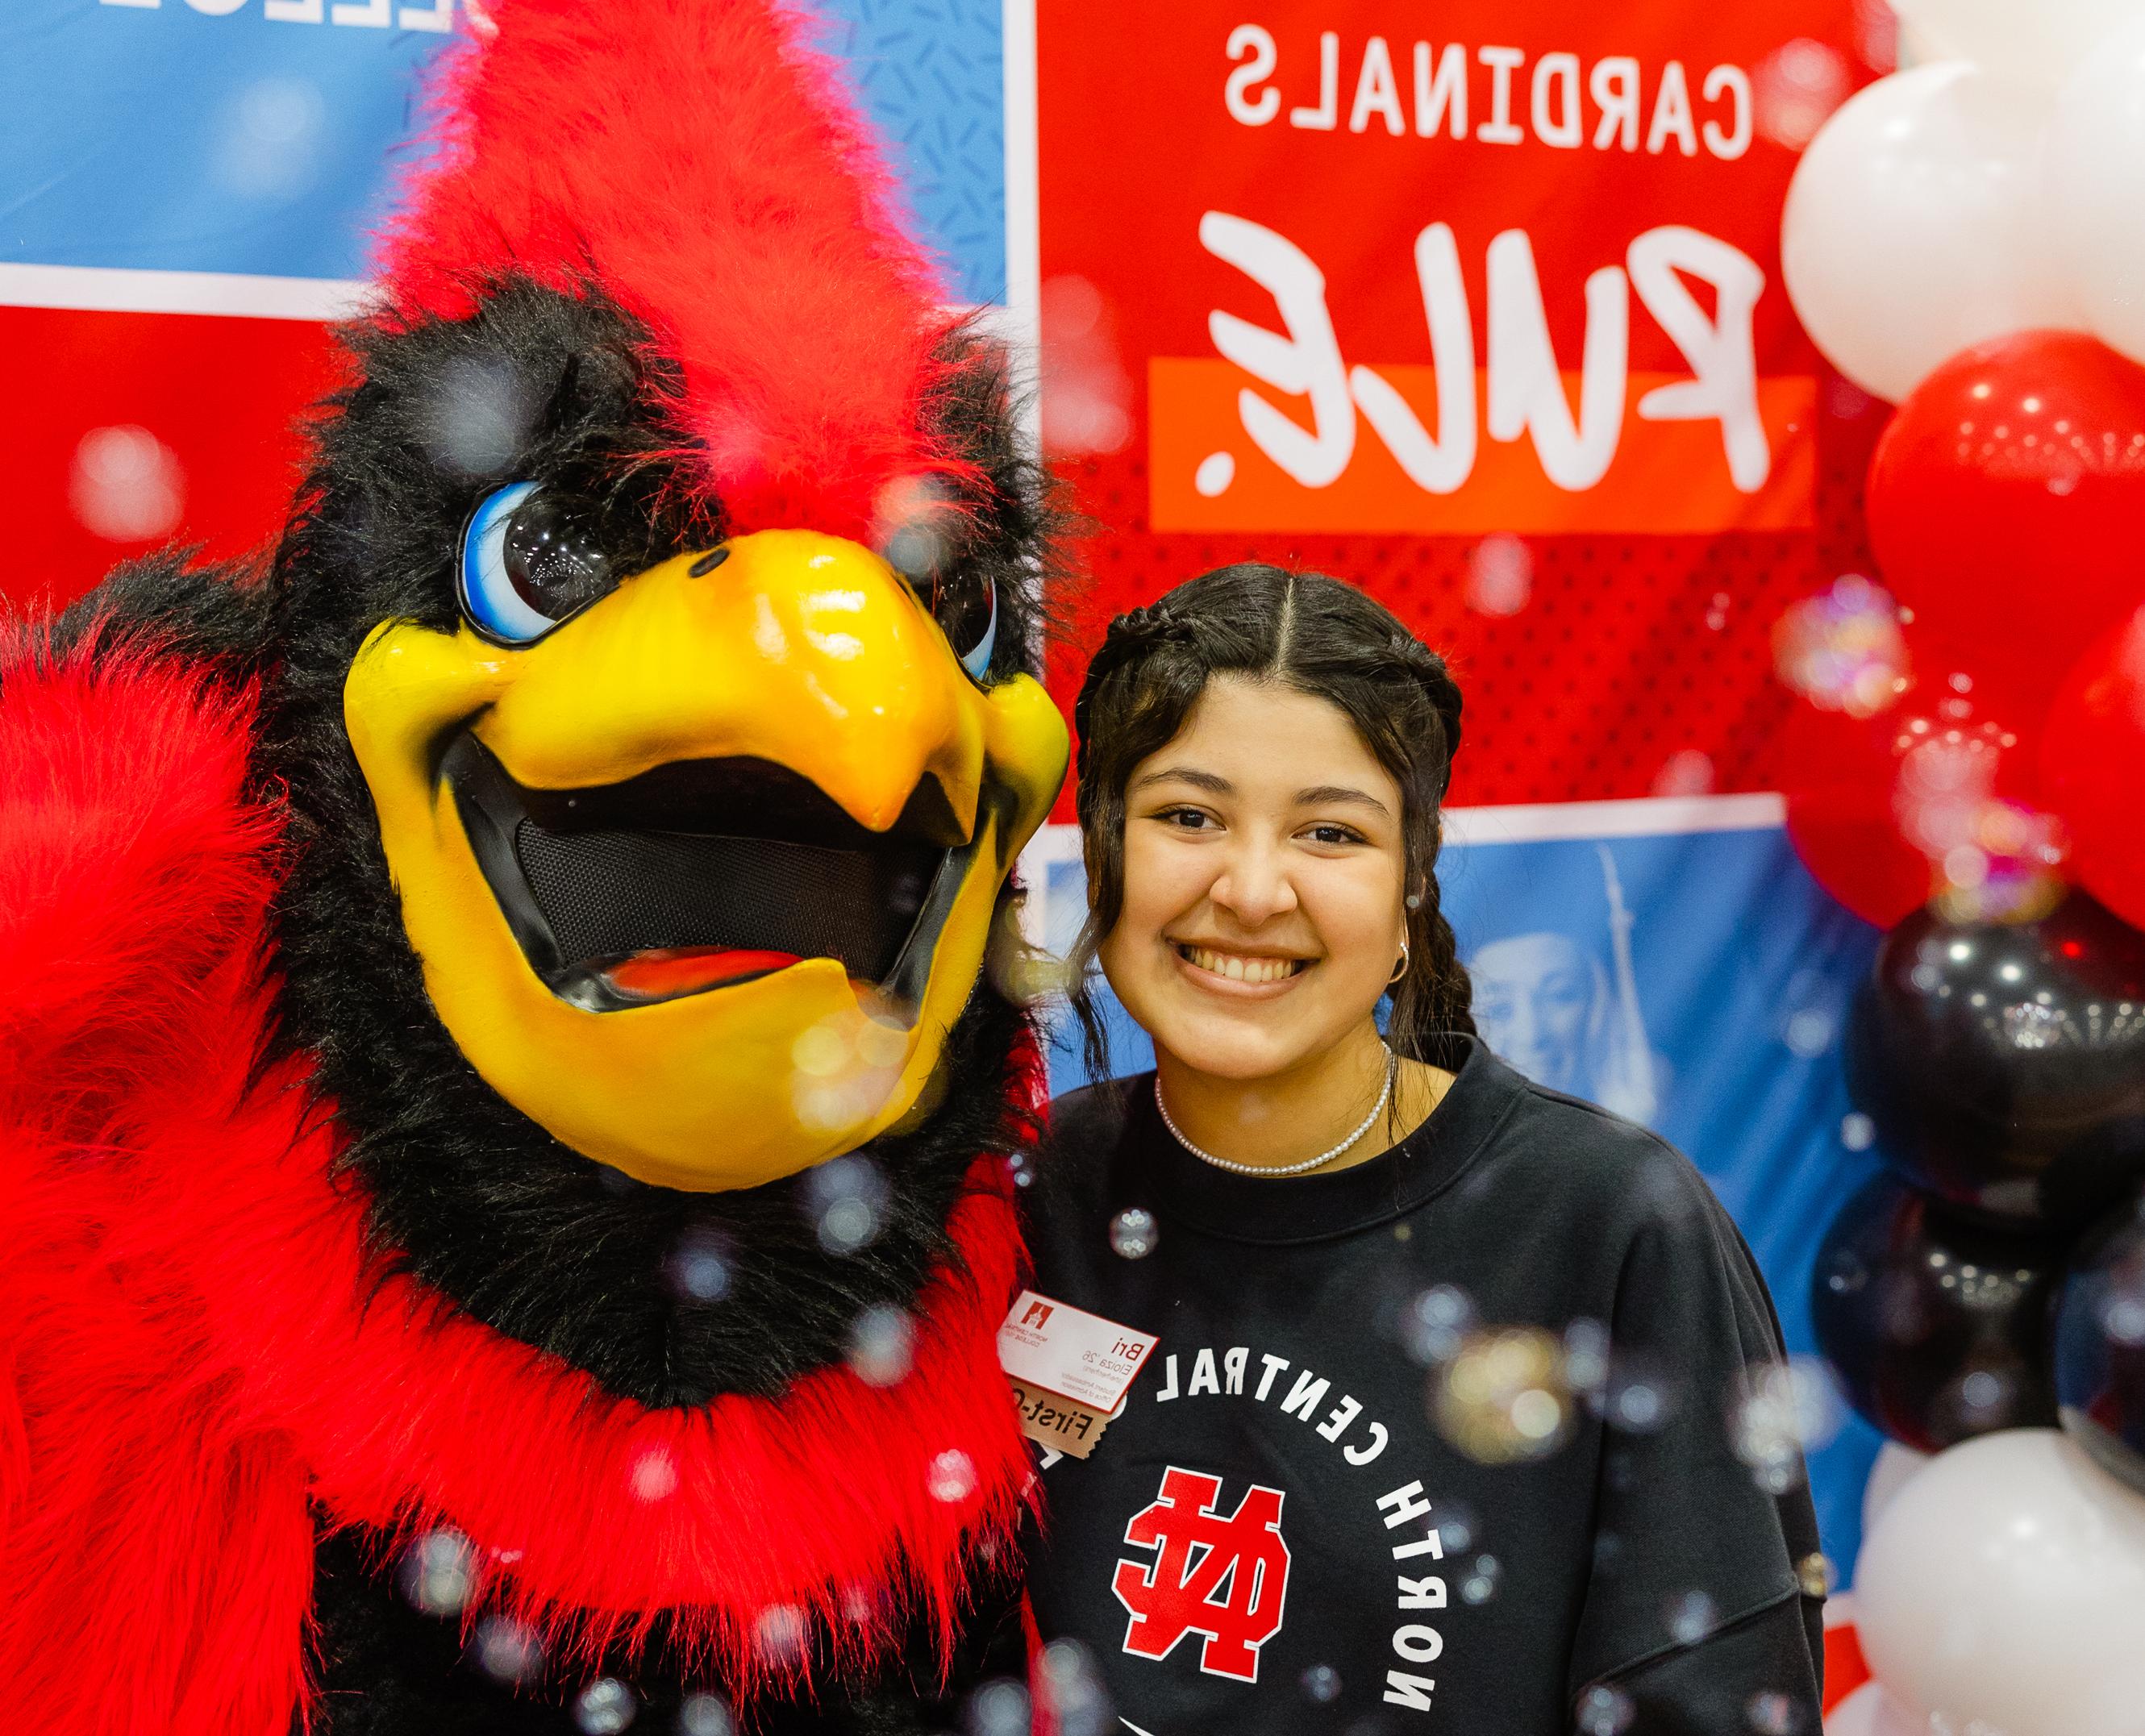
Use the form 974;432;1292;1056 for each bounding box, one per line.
0;1;1073;1730
501;492;616;622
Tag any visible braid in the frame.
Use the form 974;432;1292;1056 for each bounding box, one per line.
1384;631;1464;788
1372;633;1472;1059
1401;862;1476;1051
1072;604;1186;776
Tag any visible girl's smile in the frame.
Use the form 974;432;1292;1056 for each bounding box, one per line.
1170;942;1315;993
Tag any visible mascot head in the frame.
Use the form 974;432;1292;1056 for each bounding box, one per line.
243;0;1064;1408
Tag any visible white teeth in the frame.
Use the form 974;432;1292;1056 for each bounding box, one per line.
1185;946;1302;984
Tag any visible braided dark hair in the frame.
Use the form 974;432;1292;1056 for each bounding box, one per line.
1068;563;1472;1080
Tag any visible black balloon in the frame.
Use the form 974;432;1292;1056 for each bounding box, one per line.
1812;1171;2061;1451
2054;1192;2145;1495
1846;892;2145;1227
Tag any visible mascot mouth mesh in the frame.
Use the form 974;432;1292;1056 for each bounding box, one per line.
443;735;972;1014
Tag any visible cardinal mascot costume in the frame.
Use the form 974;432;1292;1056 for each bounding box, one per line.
0;2;1070;1730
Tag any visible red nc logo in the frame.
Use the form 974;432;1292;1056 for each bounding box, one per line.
1112;1466;1291;1684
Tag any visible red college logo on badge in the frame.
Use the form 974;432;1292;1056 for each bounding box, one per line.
1113;1466;1292;1683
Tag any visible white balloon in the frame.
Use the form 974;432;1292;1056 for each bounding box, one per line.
2046;18;2145;366
1856;1429;2145;1736
1781;62;2080;402
1860;1441;1930;1537
1823;1680;1927;1736
1891;0;2143;88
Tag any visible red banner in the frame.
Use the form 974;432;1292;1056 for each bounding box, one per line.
10;306;344;614
1037;1;1888;808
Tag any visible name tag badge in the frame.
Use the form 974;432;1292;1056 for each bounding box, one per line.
998;1288;1159;1459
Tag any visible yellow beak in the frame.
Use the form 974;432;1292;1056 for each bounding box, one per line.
344;530;1068;1192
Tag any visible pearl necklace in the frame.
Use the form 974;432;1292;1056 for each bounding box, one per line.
1154;1050;1397;1177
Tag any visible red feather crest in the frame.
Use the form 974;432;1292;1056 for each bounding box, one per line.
375;0;956;541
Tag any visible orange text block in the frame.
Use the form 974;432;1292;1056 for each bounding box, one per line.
1149;357;1815;536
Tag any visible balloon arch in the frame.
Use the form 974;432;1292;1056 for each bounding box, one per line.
1776;3;2145;1730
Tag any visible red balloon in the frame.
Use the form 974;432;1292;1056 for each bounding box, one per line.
1783;702;1930;928
1783;672;2048;929
1868;331;2145;704
2042;610;2145;932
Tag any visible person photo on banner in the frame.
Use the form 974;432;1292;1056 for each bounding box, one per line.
1022;564;1823;1734
1467;845;1664;1126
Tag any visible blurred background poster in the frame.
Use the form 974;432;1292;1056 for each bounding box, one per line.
1033;0;1883;806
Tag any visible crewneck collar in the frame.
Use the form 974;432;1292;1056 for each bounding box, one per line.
1120;1038;1524;1244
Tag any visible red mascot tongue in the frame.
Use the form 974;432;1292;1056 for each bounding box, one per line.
604;947;802;998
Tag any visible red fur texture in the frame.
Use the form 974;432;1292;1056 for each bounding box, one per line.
376;0;959;541
0;639;1033;1730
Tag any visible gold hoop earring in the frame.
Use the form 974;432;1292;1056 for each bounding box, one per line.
1388;943;1410;986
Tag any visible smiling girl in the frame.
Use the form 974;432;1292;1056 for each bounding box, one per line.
1023;565;1823;1735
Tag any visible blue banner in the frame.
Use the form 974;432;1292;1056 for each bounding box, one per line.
1;0;1007;302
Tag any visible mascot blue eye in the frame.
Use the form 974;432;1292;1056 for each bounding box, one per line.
459;482;620;645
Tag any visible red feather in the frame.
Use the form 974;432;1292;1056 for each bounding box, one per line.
374;0;961;543
0;635;1033;1729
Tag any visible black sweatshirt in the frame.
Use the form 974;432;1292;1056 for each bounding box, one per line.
1022;1041;1823;1736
